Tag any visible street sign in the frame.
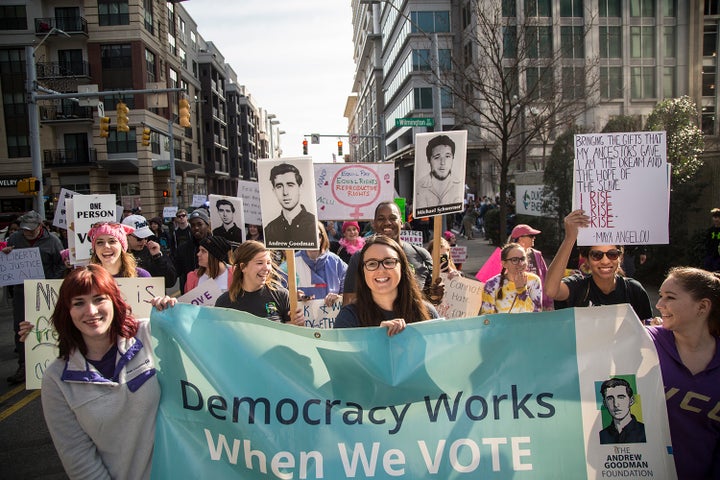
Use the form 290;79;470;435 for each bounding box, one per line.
97;102;105;118
395;117;435;128
77;84;98;107
349;133;360;145
311;133;320;144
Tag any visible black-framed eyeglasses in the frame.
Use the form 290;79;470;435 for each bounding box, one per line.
588;249;621;261
363;257;400;271
504;256;527;265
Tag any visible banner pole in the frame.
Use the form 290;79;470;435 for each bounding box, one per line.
432;216;442;282
286;250;297;315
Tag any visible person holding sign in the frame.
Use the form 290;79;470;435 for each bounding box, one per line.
215;240;304;325
334;235;438;335
480;243;543;314
184;236;234;294
88;222;151;278
544;210;653;321
292;222;347;307
34;264;176;479
650;267;720;479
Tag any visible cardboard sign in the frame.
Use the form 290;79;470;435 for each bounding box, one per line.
236;179;262;226
573;132;669;245
0;247;45;286
314;163;394;220
434;272;484;319
177;280;224;307
400;230;424;247
192;194;207;208
450;246;467;264
301;298;342;328
23;277;165;389
69;194;117;261
163;206;178;219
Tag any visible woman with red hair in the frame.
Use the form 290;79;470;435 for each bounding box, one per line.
22;264;175;479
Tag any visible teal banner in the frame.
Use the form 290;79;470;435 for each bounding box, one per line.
150;304;675;479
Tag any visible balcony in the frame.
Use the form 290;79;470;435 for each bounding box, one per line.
44;148;97;168
36;61;90;79
39;104;93;122
35;17;89;36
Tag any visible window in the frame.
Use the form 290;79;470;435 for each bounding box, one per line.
527;26;552;58
101;44;132;68
502;0;516;17
664;26;675;58
525;0;551;17
98;0;129;26
631;66;655;99
0;5;26;30
413;87;453;109
600;66;623;99
560;0;583;17
702;106;715;135
504;67;519;99
600;26;622;58
706;0;720;15
527;66;554;100
503;26;517;58
631;26;655;58
704;25;717;57
703;65;716;96
410;11;450;33
461;2;472;28
413;50;431;70
663;67;676;98
143;0;154;34
464;42;473;65
561;26;584;58
55;7;80;32
630;0;654;17
562;67;584;99
663;0;676;17
145;49;156;83
58;50;84;76
599;0;621;17
107;129;137;154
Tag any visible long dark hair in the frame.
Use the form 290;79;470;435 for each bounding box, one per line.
354;235;431;327
52;264;137;360
666;266;720;336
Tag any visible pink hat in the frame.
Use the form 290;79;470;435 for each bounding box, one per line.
342;221;360;233
443;231;455;240
88;222;135;251
60;249;70;263
511;224;541;239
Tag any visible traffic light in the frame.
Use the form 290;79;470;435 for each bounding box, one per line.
179;97;191;128
17;177;40;194
338;140;343;156
99;116;110;138
162;189;169;198
141;127;151;146
116;102;129;132
302;139;308;155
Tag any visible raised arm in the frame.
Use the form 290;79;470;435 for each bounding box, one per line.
544;210;589;301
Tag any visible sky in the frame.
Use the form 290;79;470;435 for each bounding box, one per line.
182;1;357;164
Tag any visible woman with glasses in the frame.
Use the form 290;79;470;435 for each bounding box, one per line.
333;235;438;335
545;210;653;321
509;224;553;311
480;243;543;314
88;222;151;278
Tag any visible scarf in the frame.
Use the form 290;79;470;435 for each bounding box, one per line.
339;236;365;256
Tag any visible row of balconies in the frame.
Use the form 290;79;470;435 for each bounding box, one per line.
36;61;91;79
43;148;97;168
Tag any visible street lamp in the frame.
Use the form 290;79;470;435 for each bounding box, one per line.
26;27;70;218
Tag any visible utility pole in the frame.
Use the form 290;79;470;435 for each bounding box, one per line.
25;45;44;218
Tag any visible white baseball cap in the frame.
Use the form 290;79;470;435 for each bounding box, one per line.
122;215;153;238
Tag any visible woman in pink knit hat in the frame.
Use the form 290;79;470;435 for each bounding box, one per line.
88;222;151;278
332;221;365;264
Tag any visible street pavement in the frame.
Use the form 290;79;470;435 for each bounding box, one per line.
0;232;658;478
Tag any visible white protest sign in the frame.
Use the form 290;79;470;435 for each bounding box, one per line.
516;184;548;217
24;276;165;389
192;194;207;208
314;163;394;220
70;194;117;261
237;179;262;225
435;273;484;319
163;206;178;219
413;131;468;217
573;131;669;245
52;187;78;229
400;230;424;247
177;280;224;307
450;246;467;264
302;298;342;329
0;248;45;286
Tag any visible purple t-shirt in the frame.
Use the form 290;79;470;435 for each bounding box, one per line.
647;326;720;479
113;267;151;278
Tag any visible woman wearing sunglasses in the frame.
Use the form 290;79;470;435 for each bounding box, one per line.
545;210;653;321
333;235;438;335
480;243;543;314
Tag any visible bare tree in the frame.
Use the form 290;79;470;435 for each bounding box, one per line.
439;1;599;239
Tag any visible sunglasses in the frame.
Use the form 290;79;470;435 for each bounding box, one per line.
588;249;622;261
504;256;527;265
176;213;187;218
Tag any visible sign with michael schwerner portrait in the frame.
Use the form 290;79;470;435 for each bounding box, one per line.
413;130;467;218
257;157;319;250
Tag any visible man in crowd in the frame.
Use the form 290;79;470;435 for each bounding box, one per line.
213;198;243;244
122;214;177;289
342;201;443;306
2;210;64;384
168;208;192;259
175;209;211;292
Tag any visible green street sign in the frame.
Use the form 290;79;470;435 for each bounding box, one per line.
156;165;170;171
395;117;435;128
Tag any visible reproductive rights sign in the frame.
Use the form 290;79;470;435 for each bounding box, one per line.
314;163;394;220
573;132;669;246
